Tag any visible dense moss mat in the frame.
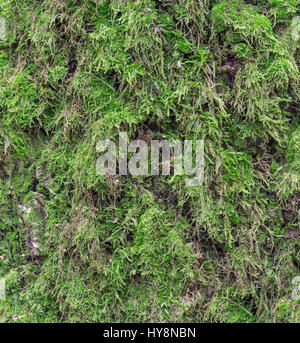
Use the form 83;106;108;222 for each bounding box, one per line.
0;0;299;323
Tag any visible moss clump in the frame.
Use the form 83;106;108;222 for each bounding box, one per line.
0;0;299;323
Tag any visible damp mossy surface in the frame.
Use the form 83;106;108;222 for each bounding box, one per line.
0;0;299;323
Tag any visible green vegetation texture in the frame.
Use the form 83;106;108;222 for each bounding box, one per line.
0;0;299;323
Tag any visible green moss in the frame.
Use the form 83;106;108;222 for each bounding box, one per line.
268;0;298;20
232;43;253;60
0;0;299;323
